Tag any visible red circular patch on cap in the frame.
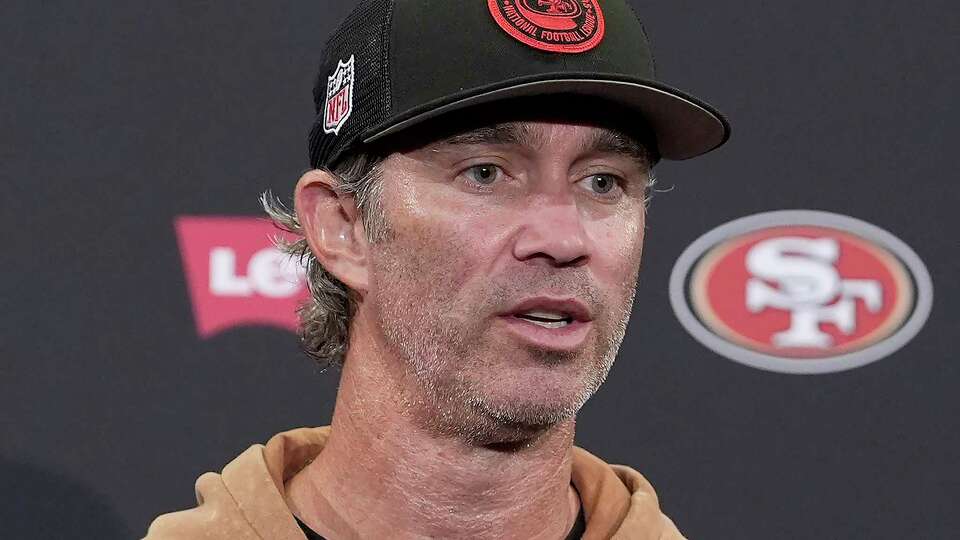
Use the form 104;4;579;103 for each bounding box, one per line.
690;226;914;359
488;0;605;54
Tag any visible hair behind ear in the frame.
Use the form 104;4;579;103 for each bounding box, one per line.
260;151;385;369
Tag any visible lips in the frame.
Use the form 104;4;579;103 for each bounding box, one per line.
505;297;592;324
497;297;594;351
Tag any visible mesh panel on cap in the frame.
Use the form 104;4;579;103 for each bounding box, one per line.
308;0;393;169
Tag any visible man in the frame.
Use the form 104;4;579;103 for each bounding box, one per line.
145;0;728;538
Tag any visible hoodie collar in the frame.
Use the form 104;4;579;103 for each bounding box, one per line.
221;426;679;539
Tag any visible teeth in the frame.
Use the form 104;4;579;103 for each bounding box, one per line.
526;319;570;329
520;310;566;321
515;310;572;328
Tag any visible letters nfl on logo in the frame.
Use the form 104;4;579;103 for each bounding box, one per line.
323;55;355;135
669;211;933;374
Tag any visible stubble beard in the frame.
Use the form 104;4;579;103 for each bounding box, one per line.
367;213;641;445
372;253;639;445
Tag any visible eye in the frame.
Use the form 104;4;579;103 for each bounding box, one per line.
464;164;503;185
579;173;622;196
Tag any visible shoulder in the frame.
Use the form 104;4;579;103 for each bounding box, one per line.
572;446;687;540
142;470;262;540
609;463;688;540
142;428;327;540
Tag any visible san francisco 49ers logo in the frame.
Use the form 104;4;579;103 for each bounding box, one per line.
669;211;933;374
487;0;605;54
323;55;355;135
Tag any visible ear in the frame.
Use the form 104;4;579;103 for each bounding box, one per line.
294;169;370;295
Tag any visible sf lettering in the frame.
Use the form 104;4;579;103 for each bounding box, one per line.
745;237;882;348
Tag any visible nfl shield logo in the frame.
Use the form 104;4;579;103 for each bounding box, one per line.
323;55;355;135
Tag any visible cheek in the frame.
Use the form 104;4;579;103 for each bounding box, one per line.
589;207;646;288
375;182;508;293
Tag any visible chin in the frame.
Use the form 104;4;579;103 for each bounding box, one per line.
471;377;592;428
462;393;583;447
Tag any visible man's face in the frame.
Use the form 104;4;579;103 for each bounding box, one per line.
364;118;651;442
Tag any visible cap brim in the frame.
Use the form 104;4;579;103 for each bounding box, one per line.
363;75;730;161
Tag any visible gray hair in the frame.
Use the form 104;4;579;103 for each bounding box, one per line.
260;152;385;370
262;145;659;371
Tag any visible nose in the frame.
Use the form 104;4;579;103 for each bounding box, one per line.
512;194;590;267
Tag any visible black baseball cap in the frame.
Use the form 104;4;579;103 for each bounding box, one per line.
308;0;730;168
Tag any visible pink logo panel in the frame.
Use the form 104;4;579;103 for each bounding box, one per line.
174;216;308;338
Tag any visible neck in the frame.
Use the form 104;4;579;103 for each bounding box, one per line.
285;316;581;540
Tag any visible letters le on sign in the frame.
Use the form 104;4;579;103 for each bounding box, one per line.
174;216;308;338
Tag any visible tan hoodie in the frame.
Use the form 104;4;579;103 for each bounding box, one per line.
144;426;685;540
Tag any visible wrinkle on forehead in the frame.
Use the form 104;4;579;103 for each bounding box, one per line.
434;122;654;169
439;123;543;149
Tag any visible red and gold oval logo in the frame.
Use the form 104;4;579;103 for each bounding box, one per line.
669;211;933;374
691;226;912;358
488;0;606;54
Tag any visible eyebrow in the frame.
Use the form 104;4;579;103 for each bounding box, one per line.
440;123;542;148
437;122;655;168
585;129;653;165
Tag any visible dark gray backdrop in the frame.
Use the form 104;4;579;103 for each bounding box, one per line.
3;1;958;538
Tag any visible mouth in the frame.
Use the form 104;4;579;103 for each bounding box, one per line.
505;297;592;325
513;310;575;329
498;297;593;351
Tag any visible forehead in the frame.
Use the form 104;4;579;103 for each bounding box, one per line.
379;96;659;164
436;121;654;163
